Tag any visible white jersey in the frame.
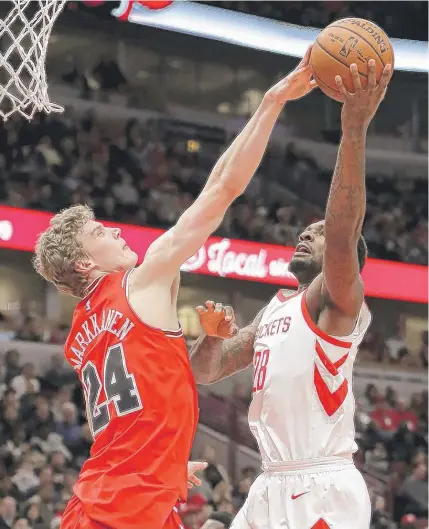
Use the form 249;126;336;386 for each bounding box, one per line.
249;289;371;463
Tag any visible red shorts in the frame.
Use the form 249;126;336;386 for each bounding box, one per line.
60;495;184;529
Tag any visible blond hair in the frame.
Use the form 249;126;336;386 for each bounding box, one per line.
33;205;94;298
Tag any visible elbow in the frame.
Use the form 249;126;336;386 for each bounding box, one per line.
191;369;216;386
190;357;217;385
217;173;245;200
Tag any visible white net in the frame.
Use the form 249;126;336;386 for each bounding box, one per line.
0;0;67;120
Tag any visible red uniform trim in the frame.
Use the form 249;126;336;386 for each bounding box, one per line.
276;289;300;302
301;290;352;348
334;353;348;369
314;365;349;417
311;520;330;529
314;340;349;416
81;275;106;300
315;342;349;376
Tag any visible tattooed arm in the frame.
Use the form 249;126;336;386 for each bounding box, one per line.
319;60;392;318
190;307;266;385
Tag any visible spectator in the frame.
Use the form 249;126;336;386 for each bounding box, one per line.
26;397;56;441
14;318;42;343
111;170;139;206
231;469;253;510
394;462;428;522
24;466;53;502
10;363;40;400
60;470;77;504
386;330;410;364
0;496;16;529
201;511;233;529
11;459;39;500
51;387;74;423
372;495;392;529
24;503;44;527
29;481;56;527
12;520;30;529
55;403;81;445
371;400;400;434
0;389;17;416
3;350;21;385
397;399;419;433
200;446;229;495
44;355;72;391
180;494;210;529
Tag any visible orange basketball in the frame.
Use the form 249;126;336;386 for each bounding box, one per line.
310;18;394;101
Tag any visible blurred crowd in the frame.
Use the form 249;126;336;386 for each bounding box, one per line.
0;110;427;265
0;347;426;529
354;384;428;529
0;301;427;370
359;326;428;368
0;3;426;529
204;1;428;41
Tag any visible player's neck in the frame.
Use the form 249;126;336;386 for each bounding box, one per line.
84;270;108;295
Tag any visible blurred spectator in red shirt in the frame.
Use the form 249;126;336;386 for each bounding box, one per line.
397;398;419;432
371;401;400;432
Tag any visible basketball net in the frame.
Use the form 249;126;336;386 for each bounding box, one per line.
0;0;67;120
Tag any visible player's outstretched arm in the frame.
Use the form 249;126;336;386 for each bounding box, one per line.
315;60;392;318
190;303;266;385
135;48;316;284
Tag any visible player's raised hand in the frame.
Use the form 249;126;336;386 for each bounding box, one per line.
187;461;208;489
336;60;393;133
196;301;239;339
265;45;317;105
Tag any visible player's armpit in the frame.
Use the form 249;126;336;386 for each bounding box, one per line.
190;306;266;385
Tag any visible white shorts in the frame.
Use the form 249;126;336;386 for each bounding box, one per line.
231;457;371;529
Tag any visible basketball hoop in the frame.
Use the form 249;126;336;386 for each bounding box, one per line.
0;0;67;120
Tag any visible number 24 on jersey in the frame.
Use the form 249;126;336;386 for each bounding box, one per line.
82;343;143;436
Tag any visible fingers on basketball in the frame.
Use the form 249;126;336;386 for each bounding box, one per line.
379;63;393;91
367;59;377;89
350;64;362;92
335;75;349;98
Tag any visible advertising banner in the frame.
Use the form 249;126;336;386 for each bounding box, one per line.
0;206;426;303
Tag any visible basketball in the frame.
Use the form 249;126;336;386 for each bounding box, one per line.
310;18;394;101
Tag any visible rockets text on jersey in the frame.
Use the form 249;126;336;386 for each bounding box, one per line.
249;289;371;463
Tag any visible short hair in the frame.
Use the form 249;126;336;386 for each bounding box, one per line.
33;205;94;298
357;234;368;272
207;512;233;528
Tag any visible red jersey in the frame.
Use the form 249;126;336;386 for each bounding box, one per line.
64;270;199;529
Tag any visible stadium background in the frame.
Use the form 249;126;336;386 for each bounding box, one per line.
0;2;427;528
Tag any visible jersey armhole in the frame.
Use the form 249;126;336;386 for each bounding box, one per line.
301;289;352;349
123;268;184;338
